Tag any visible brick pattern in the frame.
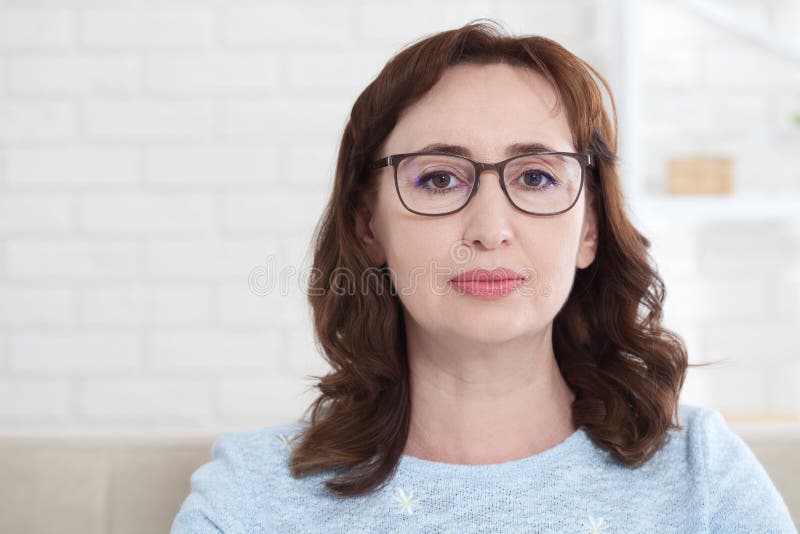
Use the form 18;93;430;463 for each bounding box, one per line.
0;1;798;433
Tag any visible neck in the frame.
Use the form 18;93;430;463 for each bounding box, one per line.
402;326;577;465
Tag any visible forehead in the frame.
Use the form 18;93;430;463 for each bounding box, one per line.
383;62;575;157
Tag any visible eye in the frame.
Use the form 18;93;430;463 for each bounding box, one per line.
427;172;455;188
415;171;468;194
515;169;559;190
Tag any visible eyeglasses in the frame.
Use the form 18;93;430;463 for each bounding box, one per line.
371;151;594;216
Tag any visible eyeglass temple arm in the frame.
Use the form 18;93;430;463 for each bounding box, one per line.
372;156;391;170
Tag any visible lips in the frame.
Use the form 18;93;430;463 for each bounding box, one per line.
448;267;526;300
450;267;526;283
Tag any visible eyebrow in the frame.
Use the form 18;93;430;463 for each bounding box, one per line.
415;142;563;158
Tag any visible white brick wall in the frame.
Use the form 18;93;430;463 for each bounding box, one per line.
9;54;141;94
0;9;73;49
0;99;76;141
85;99;216;139
79;7;215;48
7;146;139;184
219;5;355;46
10;332;140;372
0;195;73;231
80;193;215;232
147;330;281;371
0;286;77;326
6;238;139;278
0;379;72;417
80;379;210;418
144;237;278;278
0;0;797;435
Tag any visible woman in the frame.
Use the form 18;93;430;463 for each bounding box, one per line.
172;20;796;533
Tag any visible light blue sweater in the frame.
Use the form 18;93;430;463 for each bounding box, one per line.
171;403;797;533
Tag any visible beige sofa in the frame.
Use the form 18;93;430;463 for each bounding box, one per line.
1;425;797;533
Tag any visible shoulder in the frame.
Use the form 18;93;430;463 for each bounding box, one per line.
674;402;765;466
676;401;737;437
671;402;796;532
171;420;308;533
209;420;307;475
665;402;750;457
197;420;307;489
674;402;728;448
670;402;757;474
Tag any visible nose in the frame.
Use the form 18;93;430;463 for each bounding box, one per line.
460;169;514;250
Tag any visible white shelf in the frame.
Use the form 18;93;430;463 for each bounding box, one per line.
609;1;800;226
626;194;800;222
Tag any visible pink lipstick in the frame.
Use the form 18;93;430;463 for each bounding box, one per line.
449;267;526;300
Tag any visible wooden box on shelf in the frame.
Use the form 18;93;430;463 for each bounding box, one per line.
667;155;733;195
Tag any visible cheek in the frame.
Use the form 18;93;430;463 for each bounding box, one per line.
382;228;460;319
382;225;448;290
521;221;583;301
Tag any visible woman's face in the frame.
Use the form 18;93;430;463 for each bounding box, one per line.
357;62;598;347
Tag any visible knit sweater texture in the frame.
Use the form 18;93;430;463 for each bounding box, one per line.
171;402;797;533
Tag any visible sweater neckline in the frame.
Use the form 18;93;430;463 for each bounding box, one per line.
396;425;590;477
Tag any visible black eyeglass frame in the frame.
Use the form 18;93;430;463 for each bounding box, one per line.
371;151;595;217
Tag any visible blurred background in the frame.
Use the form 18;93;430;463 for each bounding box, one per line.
0;0;798;532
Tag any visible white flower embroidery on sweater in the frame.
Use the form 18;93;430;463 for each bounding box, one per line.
277;432;297;450
583;515;608;533
390;487;420;515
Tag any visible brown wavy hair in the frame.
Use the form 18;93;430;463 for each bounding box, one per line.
287;19;719;497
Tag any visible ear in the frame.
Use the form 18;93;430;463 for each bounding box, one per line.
576;190;599;270
355;196;386;267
